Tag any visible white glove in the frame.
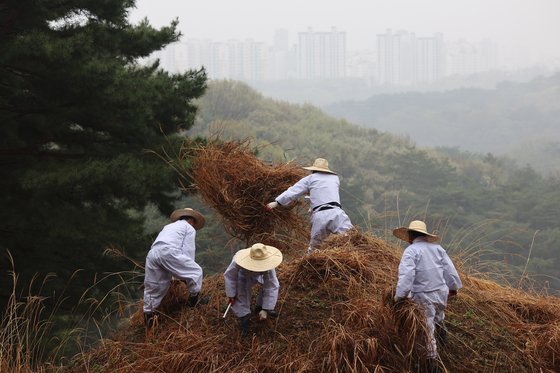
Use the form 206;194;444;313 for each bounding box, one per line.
258;310;268;320
266;201;278;210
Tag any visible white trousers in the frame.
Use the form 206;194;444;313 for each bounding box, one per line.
411;289;448;359
309;207;353;249
143;246;203;312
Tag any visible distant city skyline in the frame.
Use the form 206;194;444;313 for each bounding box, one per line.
153;29;510;87
129;0;560;69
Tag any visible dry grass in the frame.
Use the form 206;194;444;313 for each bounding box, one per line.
0;253;79;373
177;139;310;255
65;231;560;373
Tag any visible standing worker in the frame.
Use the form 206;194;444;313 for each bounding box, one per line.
393;220;462;372
265;158;353;253
224;243;282;337
143;208;207;328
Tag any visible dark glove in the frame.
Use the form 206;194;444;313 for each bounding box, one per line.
448;289;458;297
188;293;199;307
228;297;236;305
188;293;209;307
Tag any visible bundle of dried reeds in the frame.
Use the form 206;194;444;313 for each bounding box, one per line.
187;139;310;253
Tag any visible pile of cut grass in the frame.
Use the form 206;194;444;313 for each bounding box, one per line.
67;230;560;372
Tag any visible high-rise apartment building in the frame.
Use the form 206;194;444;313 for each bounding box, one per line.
270;29;296;80
446;39;498;76
377;30;444;86
416;33;444;83
158;39;270;82
377;30;400;85
227;39;270;82
297;27;346;79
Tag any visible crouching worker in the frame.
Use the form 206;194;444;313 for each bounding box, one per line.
393;220;462;372
143;208;207;329
224;243;283;337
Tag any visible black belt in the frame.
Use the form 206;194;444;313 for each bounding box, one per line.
312;201;341;212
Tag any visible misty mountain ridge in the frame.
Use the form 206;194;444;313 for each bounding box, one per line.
322;73;560;175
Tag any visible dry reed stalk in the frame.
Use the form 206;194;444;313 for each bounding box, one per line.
185;139;310;254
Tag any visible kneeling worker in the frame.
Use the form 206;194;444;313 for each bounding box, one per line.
224;243;283;336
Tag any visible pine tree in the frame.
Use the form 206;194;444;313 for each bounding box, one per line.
0;0;207;306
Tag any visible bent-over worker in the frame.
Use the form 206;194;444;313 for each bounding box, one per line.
143;208;207;328
266;158;352;253
224;243;282;337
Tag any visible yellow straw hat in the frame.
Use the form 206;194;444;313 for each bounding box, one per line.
169;208;206;230
234;243;283;272
392;220;440;243
302;158;336;174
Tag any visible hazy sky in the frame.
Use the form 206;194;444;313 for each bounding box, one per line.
129;0;560;63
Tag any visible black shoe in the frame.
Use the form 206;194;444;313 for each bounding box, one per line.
239;314;251;337
188;293;209;307
254;305;262;314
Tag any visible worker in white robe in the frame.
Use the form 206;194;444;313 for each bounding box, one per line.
224;243;282;336
393;220;462;372
266;158;353;253
143;208;206;327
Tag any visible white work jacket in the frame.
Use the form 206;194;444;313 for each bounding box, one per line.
395;237;462;299
275;172;341;210
143;220;203;312
151;219;196;258
224;261;279;317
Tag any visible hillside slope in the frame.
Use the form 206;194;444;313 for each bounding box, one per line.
69;230;560;372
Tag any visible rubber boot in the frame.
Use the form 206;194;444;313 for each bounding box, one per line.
144;312;158;338
144;312;157;328
239;314;251;337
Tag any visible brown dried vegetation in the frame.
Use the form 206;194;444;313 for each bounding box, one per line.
69;231;560;372
184;139;309;254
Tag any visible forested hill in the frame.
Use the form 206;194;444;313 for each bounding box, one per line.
189;80;560;291
322;74;560;175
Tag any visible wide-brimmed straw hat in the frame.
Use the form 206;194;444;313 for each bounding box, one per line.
170;208;206;230
234;243;283;272
392;220;440;243
302;158;336;174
